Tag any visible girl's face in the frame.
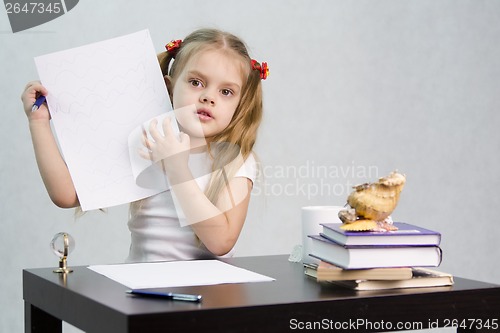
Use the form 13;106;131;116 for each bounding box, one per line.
171;49;245;142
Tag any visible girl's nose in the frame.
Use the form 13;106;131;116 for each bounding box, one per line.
200;92;215;105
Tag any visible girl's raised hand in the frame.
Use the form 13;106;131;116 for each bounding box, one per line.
140;117;191;174
21;81;50;121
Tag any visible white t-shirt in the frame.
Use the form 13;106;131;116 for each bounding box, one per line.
126;152;257;263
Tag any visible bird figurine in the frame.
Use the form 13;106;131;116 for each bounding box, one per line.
338;171;406;231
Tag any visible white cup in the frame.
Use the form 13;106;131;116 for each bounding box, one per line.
301;206;344;264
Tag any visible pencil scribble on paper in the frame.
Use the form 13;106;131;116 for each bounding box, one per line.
35;30;172;211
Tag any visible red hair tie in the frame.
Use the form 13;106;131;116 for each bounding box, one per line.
165;39;182;58
251;59;269;80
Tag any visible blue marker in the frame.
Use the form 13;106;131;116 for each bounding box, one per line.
31;95;46;112
126;289;202;302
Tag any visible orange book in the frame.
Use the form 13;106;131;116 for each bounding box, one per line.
304;261;413;281
330;268;454;291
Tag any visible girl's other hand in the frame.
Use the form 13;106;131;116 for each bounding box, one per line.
21;81;50;121
140;117;191;173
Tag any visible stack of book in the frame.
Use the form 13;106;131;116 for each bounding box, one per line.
305;222;453;290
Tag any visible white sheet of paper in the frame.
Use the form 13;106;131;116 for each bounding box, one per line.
35;30;171;211
88;260;275;289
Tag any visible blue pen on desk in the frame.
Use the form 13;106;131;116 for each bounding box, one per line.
126;289;202;302
31;95;46;112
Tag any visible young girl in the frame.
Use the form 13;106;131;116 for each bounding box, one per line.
21;28;268;262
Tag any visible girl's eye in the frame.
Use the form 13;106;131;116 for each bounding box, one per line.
221;89;233;96
189;79;203;87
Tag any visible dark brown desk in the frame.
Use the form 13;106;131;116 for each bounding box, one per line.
24;255;500;332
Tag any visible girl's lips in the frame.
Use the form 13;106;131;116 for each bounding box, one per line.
196;109;213;121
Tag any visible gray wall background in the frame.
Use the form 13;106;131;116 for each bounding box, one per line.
1;1;499;332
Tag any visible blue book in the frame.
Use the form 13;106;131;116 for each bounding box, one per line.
308;235;443;269
321;222;441;247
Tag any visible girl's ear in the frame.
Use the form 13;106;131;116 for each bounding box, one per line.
164;75;174;101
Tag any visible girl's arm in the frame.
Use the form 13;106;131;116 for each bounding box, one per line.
171;170;252;256
22;82;79;208
144;117;253;256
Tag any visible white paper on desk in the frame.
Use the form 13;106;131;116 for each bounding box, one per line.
35;30;171;211
88;260;275;289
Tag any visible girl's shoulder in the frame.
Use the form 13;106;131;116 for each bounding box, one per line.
235;152;258;182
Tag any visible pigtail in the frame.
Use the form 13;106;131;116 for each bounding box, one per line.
157;51;175;76
213;65;263;158
204;64;263;205
158;39;183;77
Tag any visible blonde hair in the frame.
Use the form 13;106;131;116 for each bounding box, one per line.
158;28;264;204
